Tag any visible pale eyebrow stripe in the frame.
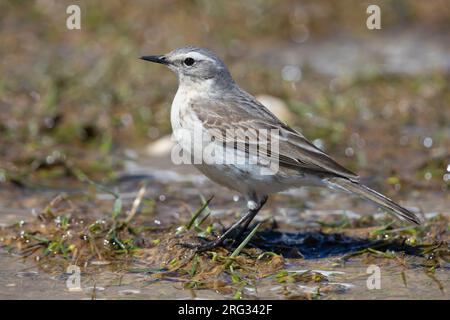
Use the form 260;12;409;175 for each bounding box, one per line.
174;52;215;63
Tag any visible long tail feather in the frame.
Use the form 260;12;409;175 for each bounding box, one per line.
325;177;421;225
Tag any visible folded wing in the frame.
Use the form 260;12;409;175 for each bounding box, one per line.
190;93;359;181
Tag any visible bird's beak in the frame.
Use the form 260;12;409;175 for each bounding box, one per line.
140;55;168;65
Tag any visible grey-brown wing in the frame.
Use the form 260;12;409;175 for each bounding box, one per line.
190;95;359;181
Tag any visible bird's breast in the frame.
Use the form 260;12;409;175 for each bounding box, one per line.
171;88;198;131
170;88;206;157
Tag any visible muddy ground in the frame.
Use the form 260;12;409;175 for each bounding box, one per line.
0;1;449;299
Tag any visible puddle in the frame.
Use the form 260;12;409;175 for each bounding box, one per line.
0;156;449;300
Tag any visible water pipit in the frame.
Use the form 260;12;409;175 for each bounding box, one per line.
141;46;420;251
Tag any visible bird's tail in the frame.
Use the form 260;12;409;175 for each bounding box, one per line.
325;177;421;225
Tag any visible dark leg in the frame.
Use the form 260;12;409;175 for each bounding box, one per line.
184;195;268;252
233;195;268;242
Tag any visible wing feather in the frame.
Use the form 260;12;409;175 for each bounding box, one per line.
190;93;359;181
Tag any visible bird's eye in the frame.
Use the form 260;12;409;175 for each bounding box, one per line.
183;57;195;66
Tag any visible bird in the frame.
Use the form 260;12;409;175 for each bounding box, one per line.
140;46;420;251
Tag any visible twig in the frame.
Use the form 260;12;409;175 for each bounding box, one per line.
125;184;147;224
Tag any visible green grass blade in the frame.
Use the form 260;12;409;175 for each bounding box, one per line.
225;222;261;269
111;197;122;221
186;196;213;230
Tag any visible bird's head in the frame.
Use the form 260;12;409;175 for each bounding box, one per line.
140;46;233;86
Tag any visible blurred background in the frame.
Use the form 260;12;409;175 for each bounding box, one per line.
0;0;449;195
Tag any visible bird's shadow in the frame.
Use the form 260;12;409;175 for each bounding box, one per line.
242;230;423;259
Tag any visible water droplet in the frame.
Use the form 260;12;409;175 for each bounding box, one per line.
46;155;55;164
446;164;450;172
158;194;166;202
424;172;432;180
423;137;433;148
443;173;450;182
281;65;302;82
345;147;354;157
233;195;240;202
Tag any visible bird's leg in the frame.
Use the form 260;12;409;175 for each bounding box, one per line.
183;195;268;252
233;195;268;243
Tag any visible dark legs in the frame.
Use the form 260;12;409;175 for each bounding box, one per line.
189;195;268;252
233;195;268;242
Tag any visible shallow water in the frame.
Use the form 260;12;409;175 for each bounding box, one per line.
1;250;447;300
0;155;448;300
